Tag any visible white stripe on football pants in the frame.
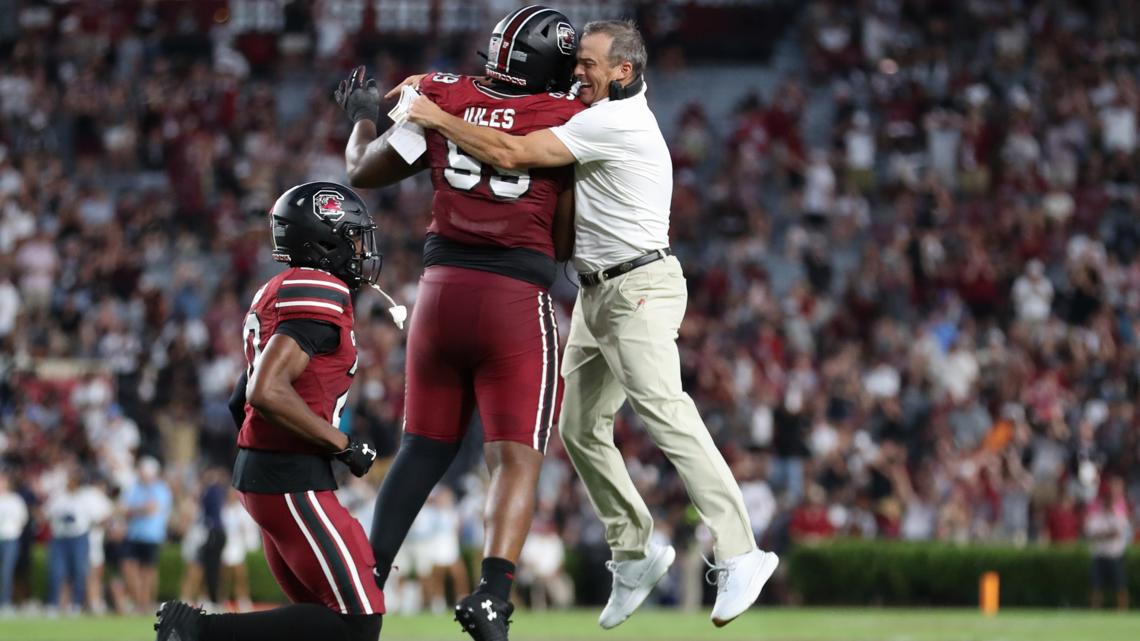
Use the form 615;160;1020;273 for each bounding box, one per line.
284;493;347;613
306;491;373;615
533;292;549;450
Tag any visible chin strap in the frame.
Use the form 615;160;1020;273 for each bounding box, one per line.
607;74;645;101
369;283;408;330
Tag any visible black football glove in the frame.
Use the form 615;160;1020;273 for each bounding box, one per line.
334;436;377;477
335;65;381;124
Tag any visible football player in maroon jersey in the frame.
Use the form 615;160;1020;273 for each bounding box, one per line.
336;6;582;641
154;182;386;641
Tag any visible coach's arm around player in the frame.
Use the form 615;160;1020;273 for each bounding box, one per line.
405;92;573;171
338;65;577;262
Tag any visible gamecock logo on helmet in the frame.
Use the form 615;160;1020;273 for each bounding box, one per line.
556;23;576;55
313;189;346;221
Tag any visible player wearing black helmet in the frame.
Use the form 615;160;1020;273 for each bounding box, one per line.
269;182;383;290
154;182;387;641
336;6;583;641
481;4;579;93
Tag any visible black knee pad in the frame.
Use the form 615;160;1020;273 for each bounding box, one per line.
340;613;382;641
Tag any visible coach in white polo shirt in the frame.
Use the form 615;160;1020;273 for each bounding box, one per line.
406;19;778;628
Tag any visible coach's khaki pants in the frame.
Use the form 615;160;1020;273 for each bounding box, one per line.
559;256;756;561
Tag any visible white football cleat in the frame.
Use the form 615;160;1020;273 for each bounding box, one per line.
598;543;676;629
709;549;779;627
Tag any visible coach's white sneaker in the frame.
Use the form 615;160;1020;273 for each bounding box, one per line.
709;549;779;627
598;543;676;629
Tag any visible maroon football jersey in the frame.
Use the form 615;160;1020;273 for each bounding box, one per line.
418;73;586;258
238;267;357;455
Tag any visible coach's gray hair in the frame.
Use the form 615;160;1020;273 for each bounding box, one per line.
583;20;647;76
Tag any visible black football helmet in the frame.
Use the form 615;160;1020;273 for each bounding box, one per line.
484;5;578;93
269;182;381;290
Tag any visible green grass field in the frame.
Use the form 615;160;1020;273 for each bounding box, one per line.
1;608;1138;641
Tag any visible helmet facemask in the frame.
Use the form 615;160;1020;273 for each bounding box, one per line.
340;220;383;290
268;182;383;291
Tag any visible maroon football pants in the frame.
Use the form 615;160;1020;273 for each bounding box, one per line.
404;265;561;452
239;490;385;615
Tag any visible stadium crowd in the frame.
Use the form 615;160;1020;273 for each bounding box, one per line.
1;0;1137;616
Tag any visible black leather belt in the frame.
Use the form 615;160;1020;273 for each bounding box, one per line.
579;248;672;287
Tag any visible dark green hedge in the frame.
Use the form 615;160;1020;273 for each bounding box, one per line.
28;539;1139;607
787;540;1140;607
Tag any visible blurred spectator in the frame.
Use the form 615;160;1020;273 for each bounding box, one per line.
771;391;810;504
738;454;777;544
199;469;229;607
13;229;56;312
121;457;171;614
803;149;837;226
457;473;488;557
0;265;19;340
219;487;258;613
412;487;467;612
178;503;208;606
11;478;39;609
894;462;938;542
519;501;573;610
843;111;875;190
86;404;140;492
1099;90;1137;154
79;477;114;615
0;470;26;612
44;470;91;613
1012;260;1054;325
101;505;131;615
936;483;972;544
155;399;201;479
996;452;1034;545
1085;477;1131;610
179;468;227;609
393;489;457;614
1044;490;1082;544
789;484;836;542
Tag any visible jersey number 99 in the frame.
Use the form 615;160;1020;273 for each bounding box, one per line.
443;140;531;199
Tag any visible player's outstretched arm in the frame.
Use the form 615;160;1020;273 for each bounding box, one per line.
344;119;426;188
408;95;574;170
247;333;350;453
336;65;427;188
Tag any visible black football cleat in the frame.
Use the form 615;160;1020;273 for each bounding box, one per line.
455;592;514;641
154;600;204;641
